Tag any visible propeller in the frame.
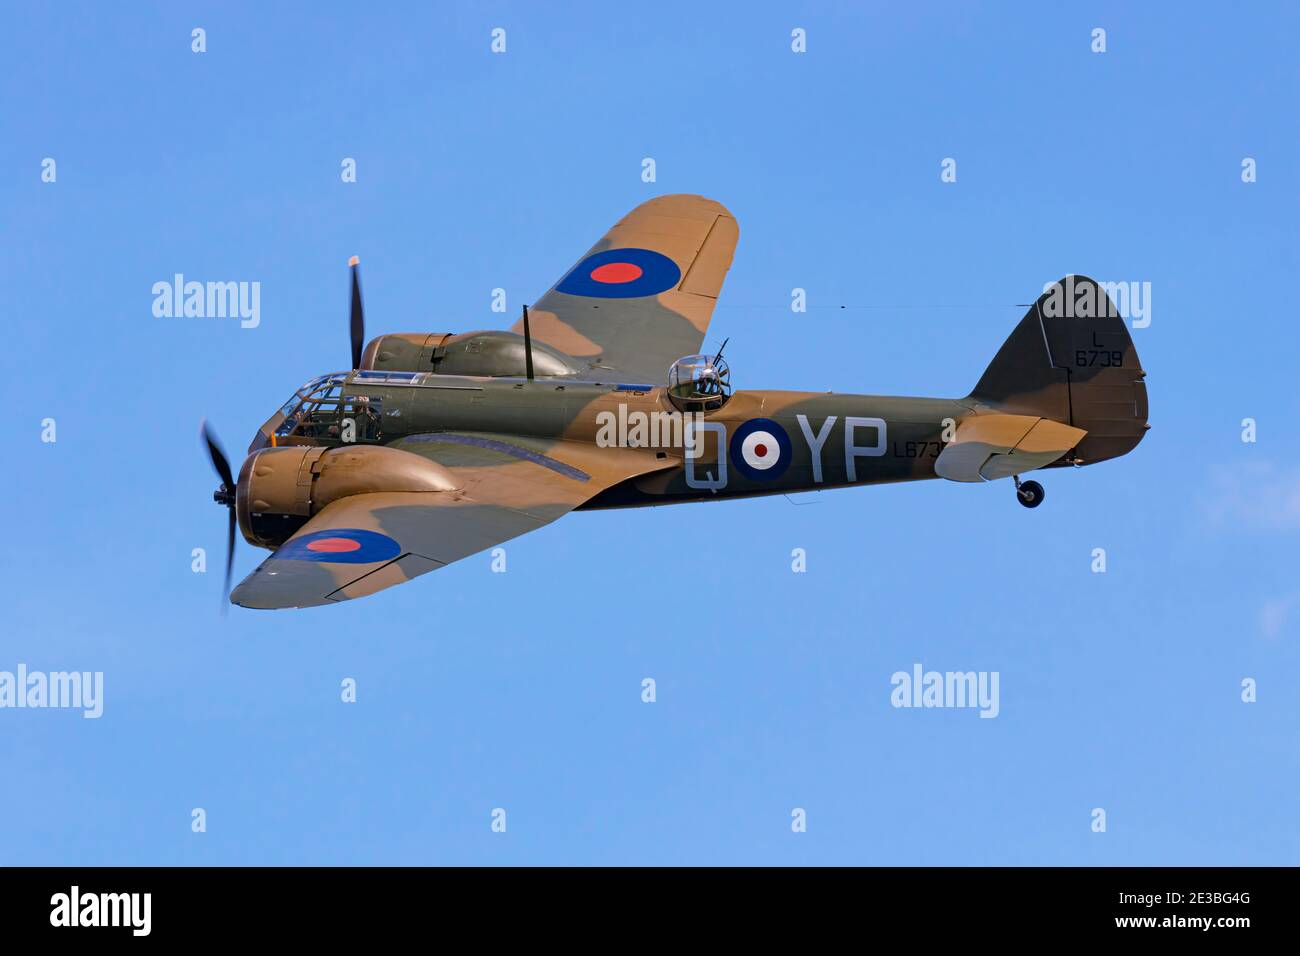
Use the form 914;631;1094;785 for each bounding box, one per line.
200;419;237;604
349;255;365;369
199;256;364;608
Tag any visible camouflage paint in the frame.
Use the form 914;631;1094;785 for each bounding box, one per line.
227;196;1148;608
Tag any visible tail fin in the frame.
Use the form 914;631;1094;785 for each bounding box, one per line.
969;275;1149;465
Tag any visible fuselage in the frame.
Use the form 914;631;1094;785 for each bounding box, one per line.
254;371;978;510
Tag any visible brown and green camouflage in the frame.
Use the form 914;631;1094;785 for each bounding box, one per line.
217;195;1147;609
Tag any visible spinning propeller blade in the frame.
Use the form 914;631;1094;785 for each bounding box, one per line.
200;419;237;604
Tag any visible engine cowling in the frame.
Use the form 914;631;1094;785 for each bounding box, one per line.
235;444;459;549
359;333;451;372
360;331;582;377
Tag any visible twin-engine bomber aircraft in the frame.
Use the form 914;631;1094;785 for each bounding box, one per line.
201;194;1149;609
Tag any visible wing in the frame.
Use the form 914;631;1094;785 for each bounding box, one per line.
935;414;1087;483
231;436;668;609
510;194;739;383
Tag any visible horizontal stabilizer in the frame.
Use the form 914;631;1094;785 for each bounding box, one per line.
935;414;1086;483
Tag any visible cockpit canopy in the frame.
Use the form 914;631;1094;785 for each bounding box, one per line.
667;353;731;412
266;372;399;447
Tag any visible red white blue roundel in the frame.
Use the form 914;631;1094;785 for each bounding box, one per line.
730;418;793;482
556;248;682;299
276;528;401;564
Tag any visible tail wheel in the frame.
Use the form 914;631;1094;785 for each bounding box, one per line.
1015;479;1044;509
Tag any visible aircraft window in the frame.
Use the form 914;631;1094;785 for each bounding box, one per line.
340;396;384;442
272;373;351;437
667;353;731;411
288;398;342;439
275;405;305;436
353;370;420;385
275;384;343;438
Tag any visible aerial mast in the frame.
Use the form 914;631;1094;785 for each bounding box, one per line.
522;303;535;380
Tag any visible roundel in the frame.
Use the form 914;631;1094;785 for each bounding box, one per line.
555;248;682;299
729;418;793;482
276;528;402;564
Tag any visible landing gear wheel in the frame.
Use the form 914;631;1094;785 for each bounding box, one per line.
1015;478;1044;509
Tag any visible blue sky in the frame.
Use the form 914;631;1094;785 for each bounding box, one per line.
2;2;1297;865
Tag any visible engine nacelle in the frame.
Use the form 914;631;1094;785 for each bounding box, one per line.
235;444;459;549
360;331;582;378
359;333;451;372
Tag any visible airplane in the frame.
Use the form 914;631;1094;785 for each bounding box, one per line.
201;194;1149;609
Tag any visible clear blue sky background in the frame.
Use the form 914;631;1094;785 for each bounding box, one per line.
2;2;1297;865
